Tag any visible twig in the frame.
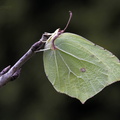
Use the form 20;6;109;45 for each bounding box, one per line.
0;32;50;87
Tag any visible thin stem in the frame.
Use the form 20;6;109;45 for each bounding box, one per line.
0;32;49;87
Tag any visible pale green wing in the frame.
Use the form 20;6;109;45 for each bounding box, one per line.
43;32;120;103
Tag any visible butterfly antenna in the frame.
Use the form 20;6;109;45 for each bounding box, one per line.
63;11;72;32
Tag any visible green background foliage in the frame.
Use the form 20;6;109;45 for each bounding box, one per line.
0;0;120;119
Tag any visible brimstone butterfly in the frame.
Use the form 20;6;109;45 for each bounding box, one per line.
43;12;120;103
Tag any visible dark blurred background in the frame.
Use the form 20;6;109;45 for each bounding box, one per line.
0;0;120;120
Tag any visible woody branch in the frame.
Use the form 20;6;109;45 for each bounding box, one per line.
0;32;50;87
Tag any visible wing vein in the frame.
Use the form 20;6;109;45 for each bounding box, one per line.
53;51;60;87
